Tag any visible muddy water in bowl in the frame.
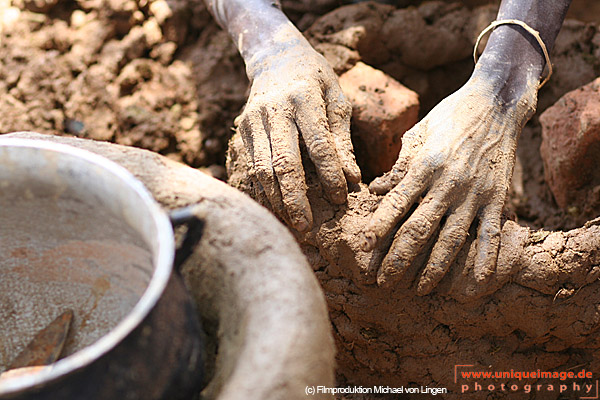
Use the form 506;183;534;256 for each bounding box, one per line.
0;196;153;372
0;137;203;400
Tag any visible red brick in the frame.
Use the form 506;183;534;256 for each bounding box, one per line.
338;62;419;179
540;77;600;208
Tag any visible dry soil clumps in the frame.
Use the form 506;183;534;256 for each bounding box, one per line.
0;0;247;168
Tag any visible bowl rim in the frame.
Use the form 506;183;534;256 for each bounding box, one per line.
0;136;175;394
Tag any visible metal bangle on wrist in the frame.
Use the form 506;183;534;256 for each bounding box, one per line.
473;19;553;89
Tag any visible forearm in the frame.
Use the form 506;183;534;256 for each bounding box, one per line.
474;0;571;104
203;0;307;80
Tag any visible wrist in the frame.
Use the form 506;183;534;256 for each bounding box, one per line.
469;60;539;129
472;24;544;114
243;24;311;81
215;0;307;78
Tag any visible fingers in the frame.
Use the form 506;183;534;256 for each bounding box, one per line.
294;94;348;205
377;185;453;288
239;82;359;230
417;194;478;295
361;165;433;251
268;109;313;232
239;88;354;231
325;89;361;184
474;201;503;282
237;108;286;217
369;161;406;195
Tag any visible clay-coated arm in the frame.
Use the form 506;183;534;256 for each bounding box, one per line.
362;0;572;295
204;0;288;79
203;0;361;232
476;0;572;105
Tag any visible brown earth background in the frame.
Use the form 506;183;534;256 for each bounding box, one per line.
1;0;600;399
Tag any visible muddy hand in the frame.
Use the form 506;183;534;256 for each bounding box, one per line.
358;0;571;294
205;0;360;232
361;76;535;295
237;39;360;232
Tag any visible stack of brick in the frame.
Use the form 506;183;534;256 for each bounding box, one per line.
540;77;600;209
338;62;419;180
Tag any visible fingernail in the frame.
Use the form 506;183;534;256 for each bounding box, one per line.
474;269;491;283
474;261;494;282
416;280;432;296
376;270;394;288
330;187;347;204
368;179;386;195
294;215;311;233
377;261;400;287
360;232;377;252
348;164;362;184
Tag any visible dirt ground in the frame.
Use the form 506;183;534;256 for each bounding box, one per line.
1;0;600;398
0;0;247;177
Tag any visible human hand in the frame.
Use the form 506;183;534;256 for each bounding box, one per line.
236;34;361;232
361;75;536;295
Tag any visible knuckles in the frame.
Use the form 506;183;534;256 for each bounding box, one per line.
327;94;352;117
402;216;433;243
253;161;274;183
440;224;470;252
479;220;501;241
386;190;409;215
306;136;333;158
272;151;299;176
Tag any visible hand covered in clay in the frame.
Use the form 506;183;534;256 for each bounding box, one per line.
236;35;361;232
361;75;535;295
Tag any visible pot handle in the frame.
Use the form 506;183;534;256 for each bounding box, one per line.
169;206;205;272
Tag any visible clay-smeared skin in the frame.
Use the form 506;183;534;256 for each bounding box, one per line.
362;0;571;294
363;77;532;294
205;0;361;232
208;0;571;290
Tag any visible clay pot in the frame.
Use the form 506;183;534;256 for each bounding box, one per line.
0;132;337;400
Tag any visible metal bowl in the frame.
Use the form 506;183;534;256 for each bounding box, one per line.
0;137;203;399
